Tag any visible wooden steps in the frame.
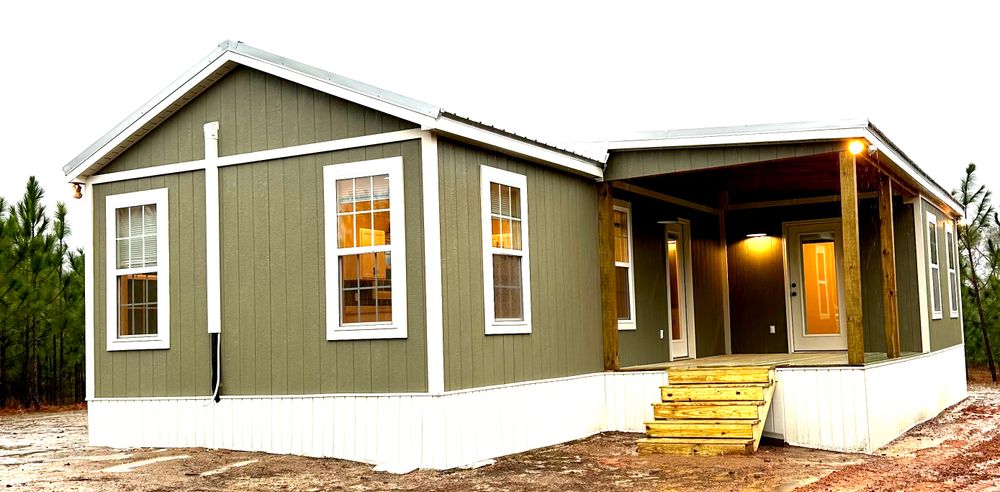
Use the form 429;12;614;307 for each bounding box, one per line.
640;365;776;456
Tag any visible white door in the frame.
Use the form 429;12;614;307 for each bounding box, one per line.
785;221;849;351
665;222;696;360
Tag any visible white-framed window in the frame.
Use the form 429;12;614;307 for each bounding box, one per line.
481;166;532;335
945;221;960;319
105;188;170;351
927;211;943;320
613;201;637;330
323;156;408;340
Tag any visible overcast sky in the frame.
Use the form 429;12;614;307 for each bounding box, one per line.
1;1;997;248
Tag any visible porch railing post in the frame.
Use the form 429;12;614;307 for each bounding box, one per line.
839;150;866;365
878;174;902;358
598;182;620;371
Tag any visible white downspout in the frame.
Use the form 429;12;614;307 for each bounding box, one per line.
204;122;222;402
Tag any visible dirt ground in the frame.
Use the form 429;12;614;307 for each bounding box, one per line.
2;370;998;491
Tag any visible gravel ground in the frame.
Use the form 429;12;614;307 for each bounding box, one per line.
1;370;997;491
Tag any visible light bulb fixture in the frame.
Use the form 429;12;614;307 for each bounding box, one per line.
72;183;83;199
746;233;767;238
848;140;866;155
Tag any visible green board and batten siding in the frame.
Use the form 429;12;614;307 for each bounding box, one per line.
92;63;429;397
97;66;417;175
437;139;604;392
923;199;963;351
95;142;427;398
93;172;210;398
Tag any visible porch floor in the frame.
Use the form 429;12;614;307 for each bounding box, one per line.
620;351;920;371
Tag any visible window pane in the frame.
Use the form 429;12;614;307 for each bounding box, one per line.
371;211;390;246
372;175;390;210
493;254;523;320
615;266;630;320
946;232;956;269
338;215;355;248
116;208;129;239
950;271;960;307
116;204;157;268
509;187;521;219
491;218;503;248
928;224;939;264
613;210;629;263
511;219;522;250
355;212;373;247
117;273;158;337
500;184;511;216
336;179;355;213
932;272;942;312
355;176;373;212
490;182;502;215
340;253;392;325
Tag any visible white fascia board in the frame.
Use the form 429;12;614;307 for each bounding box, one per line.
607;127;868;150
66;53;234;182
608;126;962;214
431;116;604;179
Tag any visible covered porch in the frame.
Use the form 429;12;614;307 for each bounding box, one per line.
595;121;957;370
620;350;922;371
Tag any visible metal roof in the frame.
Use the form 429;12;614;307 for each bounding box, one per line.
63;40;602;179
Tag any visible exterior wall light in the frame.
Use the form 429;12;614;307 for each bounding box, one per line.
848;140;866;155
746;233;767;238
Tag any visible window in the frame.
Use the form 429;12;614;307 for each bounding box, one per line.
613;202;637;330
927;212;943;319
481;166;531;335
105;189;170;351
323;157;408;340
945;222;960;319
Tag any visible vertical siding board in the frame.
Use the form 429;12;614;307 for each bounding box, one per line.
236;164;255;395
219;74;237;157
283;156;306;394
177;173;196;393
252;161;272;394
268;160;288;394
249;68;268;152
298;155;321;394
234;69;253;155
265;75;283;150
281;79;299;149
220;168;241;393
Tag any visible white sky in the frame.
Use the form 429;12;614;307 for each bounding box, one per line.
2;1;998;249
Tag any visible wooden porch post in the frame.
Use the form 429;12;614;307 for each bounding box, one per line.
839;151;866;365
598;182;620;370
878;174;902;358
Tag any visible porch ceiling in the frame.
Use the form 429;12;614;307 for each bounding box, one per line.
625;152;895;208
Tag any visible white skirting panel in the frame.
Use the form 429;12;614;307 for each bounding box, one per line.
89;371;667;470
768;345;968;453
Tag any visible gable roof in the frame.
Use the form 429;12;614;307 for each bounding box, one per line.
606;119;963;215
63;40;604;181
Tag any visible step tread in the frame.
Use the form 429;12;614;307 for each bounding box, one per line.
660;383;772;389
639;437;755;445
653;400;765;407
646;419;760;426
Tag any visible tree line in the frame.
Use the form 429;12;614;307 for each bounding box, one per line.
0;177;85;408
957;164;1000;382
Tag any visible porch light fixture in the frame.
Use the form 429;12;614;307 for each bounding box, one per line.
746;233;767;238
848;140;866;155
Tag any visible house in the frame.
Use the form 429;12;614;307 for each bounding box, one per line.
65;41;967;469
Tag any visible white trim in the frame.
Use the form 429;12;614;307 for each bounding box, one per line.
433;116;602;179
944;221;960;319
910;198;931;352
87;129;426;185
665;220;697;359
612;201;637;331
83;180;95;399
104;188;171;351
421;134;445;394
608;127;962;215
204;122;222;334
926;211;943;320
67;55;234;181
322;157;408;340
480;166;532;335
